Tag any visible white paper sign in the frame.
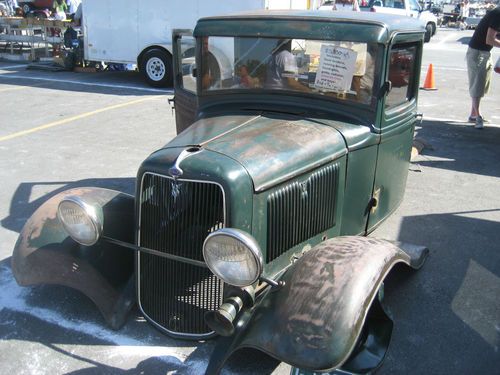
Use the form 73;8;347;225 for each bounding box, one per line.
314;45;358;92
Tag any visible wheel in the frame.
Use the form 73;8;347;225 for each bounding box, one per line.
424;23;433;43
93;61;106;71
140;49;173;88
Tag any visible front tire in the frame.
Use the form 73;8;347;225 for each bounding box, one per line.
424;23;433;43
140;49;173;88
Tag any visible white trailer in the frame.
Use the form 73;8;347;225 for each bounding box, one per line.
82;0;265;87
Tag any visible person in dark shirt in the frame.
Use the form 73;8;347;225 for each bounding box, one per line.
466;6;500;129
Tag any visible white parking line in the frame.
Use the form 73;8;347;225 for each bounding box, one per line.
0;96;161;142
0;64;30;70
0;73;173;94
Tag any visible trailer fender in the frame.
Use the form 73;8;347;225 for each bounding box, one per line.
12;187;136;329
206;236;428;374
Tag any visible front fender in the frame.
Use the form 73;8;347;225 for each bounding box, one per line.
207;236;428;373
12;187;136;329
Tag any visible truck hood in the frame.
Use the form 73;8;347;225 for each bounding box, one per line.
166;113;347;192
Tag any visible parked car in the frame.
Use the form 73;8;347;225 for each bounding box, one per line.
12;10;428;374
362;0;438;42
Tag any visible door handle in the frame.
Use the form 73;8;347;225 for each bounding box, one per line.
415;113;423;124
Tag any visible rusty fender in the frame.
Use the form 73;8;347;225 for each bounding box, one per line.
12;187;136;329
206;236;428;374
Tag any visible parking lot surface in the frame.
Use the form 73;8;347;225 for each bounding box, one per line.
0;28;499;374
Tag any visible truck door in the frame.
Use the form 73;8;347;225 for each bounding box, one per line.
367;38;422;232
172;30;198;135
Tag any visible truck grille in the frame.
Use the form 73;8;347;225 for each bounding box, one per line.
266;163;338;263
138;172;225;337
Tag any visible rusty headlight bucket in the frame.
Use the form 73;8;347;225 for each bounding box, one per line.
57;196;103;246
203;228;263;287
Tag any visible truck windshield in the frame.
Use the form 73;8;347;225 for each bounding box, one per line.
200;36;380;106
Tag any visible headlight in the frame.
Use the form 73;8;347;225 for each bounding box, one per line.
57;196;103;246
203;229;263;287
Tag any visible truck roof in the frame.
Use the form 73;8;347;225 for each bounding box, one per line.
194;10;425;43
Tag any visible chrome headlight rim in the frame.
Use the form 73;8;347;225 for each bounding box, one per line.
57;196;103;246
203;228;263;287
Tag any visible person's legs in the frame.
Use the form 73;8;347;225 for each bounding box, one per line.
474;97;484;128
470;97;480;119
466;48;491;123
467;48;480;119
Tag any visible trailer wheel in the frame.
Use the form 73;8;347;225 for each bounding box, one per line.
140;49;172;88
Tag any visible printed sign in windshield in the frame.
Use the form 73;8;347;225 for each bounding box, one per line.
314;45;358;92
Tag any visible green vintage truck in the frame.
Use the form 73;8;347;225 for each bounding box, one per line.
13;10;428;374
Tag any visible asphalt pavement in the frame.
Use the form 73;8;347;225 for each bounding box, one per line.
0;28;498;374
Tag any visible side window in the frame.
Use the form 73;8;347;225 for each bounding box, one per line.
385;44;417;108
394;0;404;8
409;0;421;11
176;35;197;94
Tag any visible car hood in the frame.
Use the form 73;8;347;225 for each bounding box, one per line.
166;113;347;192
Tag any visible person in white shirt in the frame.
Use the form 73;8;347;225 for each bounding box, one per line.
319;0;360;11
458;0;470;30
334;0;360;11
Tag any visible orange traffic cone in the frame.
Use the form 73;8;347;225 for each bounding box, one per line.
421;64;437;90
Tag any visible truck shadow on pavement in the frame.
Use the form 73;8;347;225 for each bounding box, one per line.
382;210;500;374
379;119;500;373
414;119;500;178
